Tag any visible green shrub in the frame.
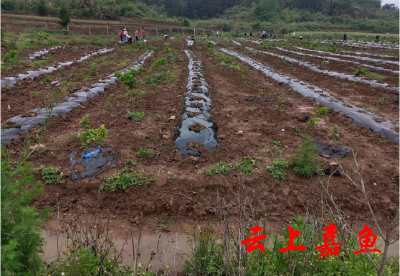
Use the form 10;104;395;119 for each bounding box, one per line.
78;125;108;147
267;160;289;181
36;0;48;16
308;117;318;126
3;50;16;63
115;68;137;89
183;19;190;27
126;111;144;121
152;57;167;70
101;161;153;192
316;106;329;117
290;136;323;178
41;166;61;184
79;115;90;129
2;158;48;275
138;148;155;158
59;4;70;27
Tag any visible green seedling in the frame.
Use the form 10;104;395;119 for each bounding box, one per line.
127;111;144;121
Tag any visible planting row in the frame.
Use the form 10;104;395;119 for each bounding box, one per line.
1;48;114;89
28;46;62;61
1;51;154;145
245;46;399;92
174;50;217;156
220;48;399;143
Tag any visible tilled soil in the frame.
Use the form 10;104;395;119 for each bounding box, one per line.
229;41;399;123
4;40;399;230
1;48;137;122
1;46;108;78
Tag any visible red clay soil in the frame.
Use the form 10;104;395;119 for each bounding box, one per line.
4;40;399;231
228;42;399;123
1;48;134;122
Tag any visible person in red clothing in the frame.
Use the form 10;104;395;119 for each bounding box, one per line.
135;29;139;42
142;28;146;41
120;28;124;41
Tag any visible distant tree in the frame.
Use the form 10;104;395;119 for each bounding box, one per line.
183;18;190;26
59;4;71;27
36;0;48;16
254;0;280;21
382;3;398;10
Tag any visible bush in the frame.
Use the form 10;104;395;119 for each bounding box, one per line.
316;106;329;117
152;57;167;70
290;136;323;178
115;68;137;89
59;5;70;27
267;160;289;181
79;115;90;129
36;0;48;16
3;50;17;63
41;166;61;184
2;158;48;275
183;19;190;27
78;125;108;147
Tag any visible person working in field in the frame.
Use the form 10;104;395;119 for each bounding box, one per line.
343;33;347;43
135;29;139;42
142;28;146;41
120;28;124;42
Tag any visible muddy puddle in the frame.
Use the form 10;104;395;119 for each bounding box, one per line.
1;51;153;145
41;218;398;272
1;48;114;89
28;46;62;60
247;46;399;92
174;50;217;156
220;48;399;143
294;47;399;66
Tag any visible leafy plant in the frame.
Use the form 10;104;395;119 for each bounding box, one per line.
272;140;281;147
79;115;90;129
126;111;144;121
152;57;167;70
78;125;108;147
290;136;323;178
155;113;161;118
316;106;329;117
59;4;70;27
43;74;51;83
90;63;98;76
308;117;318;126
259;89;264;97
262;121;269;127
138;148;155;158
3;50;16;63
106;94;115;107
329;125;340;141
378;97;387;105
267;160;289;180
275;149;283;157
101;160;153;192
115;68;137;89
41;166;61;184
275;97;286;110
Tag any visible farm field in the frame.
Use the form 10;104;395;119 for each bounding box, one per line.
2;32;399;274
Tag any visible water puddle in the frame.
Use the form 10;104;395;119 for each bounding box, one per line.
28;46;62;60
247;47;399;92
220;48;399;143
41;218;398;273
174;50;218;156
1;51;153;145
294;47;398;66
1;48;114;89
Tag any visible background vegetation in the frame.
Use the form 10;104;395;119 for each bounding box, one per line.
1;0;399;33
